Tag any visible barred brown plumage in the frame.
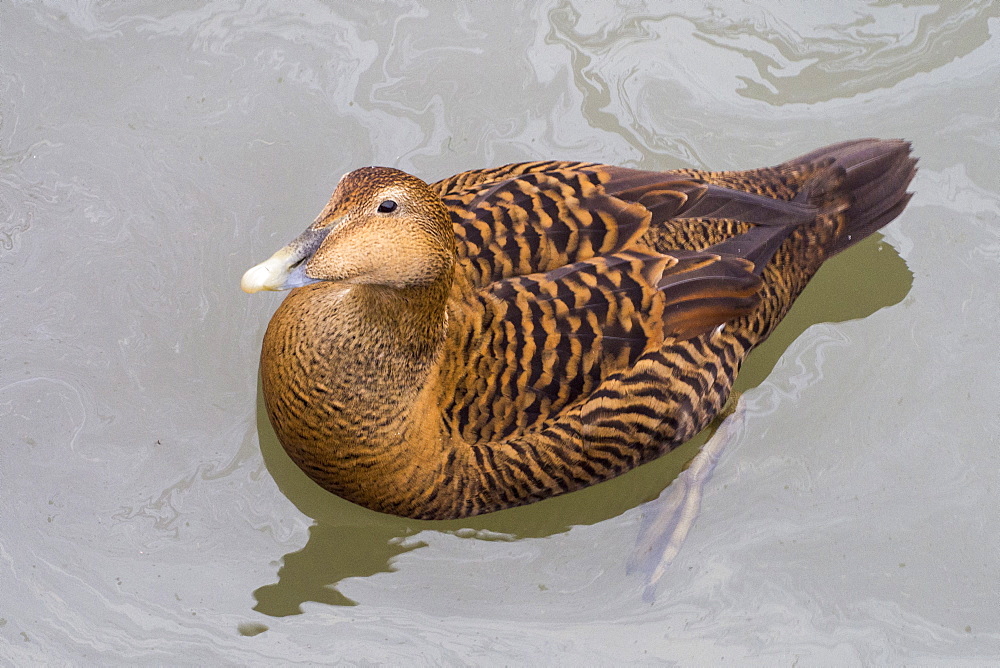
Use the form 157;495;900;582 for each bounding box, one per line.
242;139;917;519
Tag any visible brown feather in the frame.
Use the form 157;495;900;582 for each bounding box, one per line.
248;140;917;519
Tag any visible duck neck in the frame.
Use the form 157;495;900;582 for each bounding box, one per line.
352;279;452;362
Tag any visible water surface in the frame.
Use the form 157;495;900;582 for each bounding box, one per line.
2;1;999;663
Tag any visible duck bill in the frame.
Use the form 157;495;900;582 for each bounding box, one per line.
240;226;331;293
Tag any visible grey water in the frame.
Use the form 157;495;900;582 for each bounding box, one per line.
2;1;999;663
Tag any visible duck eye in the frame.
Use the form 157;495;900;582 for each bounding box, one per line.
377;199;397;213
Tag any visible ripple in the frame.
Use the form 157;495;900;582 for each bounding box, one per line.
2;0;1000;662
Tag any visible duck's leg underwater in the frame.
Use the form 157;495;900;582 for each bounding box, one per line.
628;392;746;601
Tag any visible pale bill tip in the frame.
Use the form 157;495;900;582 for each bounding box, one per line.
241;262;272;293
241;255;290;294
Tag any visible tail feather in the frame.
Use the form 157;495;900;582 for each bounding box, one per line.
789;138;917;255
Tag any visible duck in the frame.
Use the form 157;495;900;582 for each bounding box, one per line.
242;139;917;520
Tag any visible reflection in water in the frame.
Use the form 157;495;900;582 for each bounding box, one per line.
254;409;428;613
253;233;911;616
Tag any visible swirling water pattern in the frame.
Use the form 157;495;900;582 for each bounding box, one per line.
1;0;999;663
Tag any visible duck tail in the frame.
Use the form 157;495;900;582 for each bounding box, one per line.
790;138;918;256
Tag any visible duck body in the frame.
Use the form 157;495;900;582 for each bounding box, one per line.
244;139;917;519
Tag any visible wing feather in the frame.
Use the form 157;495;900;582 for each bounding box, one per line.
445;249;763;441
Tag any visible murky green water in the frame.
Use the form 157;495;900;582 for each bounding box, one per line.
2;1;998;663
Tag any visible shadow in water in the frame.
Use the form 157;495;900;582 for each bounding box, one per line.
252;234;911;616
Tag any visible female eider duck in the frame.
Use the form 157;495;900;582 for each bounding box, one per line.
242;139;916;520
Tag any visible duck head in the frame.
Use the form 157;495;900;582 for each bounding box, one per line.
241;166;455;293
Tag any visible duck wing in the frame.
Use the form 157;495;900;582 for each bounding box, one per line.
435;162;822;287
443;247;761;443
435;163;702;286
